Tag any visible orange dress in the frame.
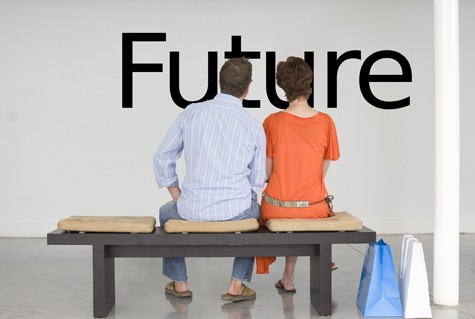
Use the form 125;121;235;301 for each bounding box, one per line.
257;111;340;274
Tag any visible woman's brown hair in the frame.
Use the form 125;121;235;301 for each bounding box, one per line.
276;56;313;102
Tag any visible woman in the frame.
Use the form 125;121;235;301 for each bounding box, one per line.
257;56;340;293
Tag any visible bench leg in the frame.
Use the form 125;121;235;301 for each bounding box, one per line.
93;245;115;318
310;244;332;316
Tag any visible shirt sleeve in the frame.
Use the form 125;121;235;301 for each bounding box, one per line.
324;114;340;161
263;115;274;158
248;124;267;200
153;111;186;188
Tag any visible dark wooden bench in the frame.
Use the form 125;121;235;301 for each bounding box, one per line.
47;225;376;318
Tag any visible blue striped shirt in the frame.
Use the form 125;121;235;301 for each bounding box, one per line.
153;93;267;221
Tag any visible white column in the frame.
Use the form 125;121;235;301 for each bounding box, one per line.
433;0;460;306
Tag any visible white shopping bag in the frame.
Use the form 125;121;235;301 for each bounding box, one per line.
399;235;432;318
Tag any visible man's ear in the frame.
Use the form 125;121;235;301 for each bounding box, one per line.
241;83;251;100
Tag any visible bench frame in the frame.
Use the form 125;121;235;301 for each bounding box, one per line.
47;226;376;318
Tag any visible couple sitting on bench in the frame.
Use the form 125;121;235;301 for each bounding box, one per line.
153;57;340;302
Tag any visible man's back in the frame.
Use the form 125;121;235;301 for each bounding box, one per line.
154;93;266;221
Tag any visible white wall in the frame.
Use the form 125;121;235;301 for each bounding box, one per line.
0;0;473;236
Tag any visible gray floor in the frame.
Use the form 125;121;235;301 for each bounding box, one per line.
0;234;474;319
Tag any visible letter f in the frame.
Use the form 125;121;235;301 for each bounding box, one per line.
122;33;166;108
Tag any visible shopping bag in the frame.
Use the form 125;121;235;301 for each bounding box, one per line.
357;239;403;316
399;235;432;318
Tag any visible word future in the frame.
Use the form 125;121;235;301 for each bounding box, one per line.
122;33;412;110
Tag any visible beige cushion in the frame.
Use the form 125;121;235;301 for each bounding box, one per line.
58;216;156;233
164;218;259;233
265;211;363;232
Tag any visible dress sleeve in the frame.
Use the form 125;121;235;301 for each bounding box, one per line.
263;115;274;158
324;114;340;160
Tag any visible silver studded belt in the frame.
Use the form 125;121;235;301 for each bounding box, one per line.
263;193;310;208
262;193;334;213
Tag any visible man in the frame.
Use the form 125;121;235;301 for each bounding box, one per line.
153;58;266;301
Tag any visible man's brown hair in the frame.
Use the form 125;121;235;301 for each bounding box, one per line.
276;56;313;102
219;58;252;98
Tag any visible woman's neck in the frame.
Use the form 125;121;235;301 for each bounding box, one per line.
285;98;318;117
288;98;310;109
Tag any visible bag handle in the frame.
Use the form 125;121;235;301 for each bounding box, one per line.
400;236;418;278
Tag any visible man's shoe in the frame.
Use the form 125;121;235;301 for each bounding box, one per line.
165;281;192;298
221;284;256;302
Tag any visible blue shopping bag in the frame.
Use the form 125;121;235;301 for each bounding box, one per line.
356;239;403;317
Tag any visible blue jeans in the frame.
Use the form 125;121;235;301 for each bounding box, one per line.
159;200;260;283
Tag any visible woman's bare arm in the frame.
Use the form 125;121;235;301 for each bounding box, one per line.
266;156;273;182
322;159;331;178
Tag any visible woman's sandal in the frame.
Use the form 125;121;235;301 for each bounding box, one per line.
275;263;337;294
274;280;296;293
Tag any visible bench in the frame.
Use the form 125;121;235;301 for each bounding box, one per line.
47;218;376;318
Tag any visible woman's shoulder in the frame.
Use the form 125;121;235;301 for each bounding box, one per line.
265;111;283;120
263;112;282;125
316;112;337;125
316;111;331;119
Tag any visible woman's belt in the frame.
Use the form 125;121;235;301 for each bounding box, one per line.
262;193;310;208
262;193;334;213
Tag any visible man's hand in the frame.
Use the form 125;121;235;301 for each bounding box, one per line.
167;186;181;202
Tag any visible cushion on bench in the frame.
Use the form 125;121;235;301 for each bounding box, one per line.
58;216;156;233
164;218;259;233
265;211;363;232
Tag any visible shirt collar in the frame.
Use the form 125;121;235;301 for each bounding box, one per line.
215;93;243;107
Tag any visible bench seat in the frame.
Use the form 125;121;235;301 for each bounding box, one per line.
164;218;259;233
57;211;361;234
58;216;156;233
265;211;363;232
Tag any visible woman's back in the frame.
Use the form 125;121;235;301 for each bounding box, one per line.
261;111;339;221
